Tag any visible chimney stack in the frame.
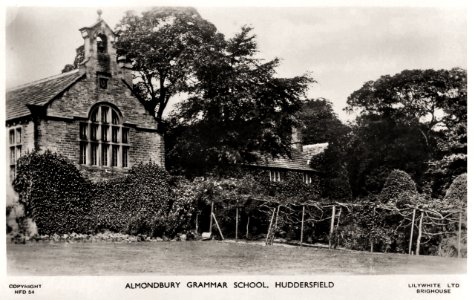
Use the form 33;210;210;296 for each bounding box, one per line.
291;127;303;152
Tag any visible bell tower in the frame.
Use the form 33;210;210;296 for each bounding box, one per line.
77;10;132;87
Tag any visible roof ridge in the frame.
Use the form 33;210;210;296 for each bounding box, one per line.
7;69;81;92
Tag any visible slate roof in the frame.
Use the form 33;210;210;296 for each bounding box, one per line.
252;143;328;172
6;69;85;121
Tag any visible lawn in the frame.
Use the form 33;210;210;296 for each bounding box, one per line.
7;240;466;275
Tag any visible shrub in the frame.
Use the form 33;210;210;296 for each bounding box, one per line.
92;162;177;237
167;177;202;235
444;173;467;208
380;169;418;207
13;151;93;235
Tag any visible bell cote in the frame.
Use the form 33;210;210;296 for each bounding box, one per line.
78;10;118;75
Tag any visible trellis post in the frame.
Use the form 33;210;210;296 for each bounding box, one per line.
457;211;462;258
246;216;250;239
195;213;199;233
265;208;276;245
408;208;416;255
329;205;336;249
235;206;239;242
209;201;214;233
416;211;424;256
211;213;225;240
270;205;281;245
300;205;305;247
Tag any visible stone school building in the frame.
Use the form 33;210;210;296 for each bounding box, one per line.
6;16;165;181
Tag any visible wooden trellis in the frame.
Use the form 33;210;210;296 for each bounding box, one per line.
204;195;465;257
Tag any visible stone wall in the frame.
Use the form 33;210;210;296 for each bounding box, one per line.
37;73;164;181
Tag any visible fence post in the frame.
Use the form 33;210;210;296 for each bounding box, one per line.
416;211;424;256
300;205;305;247
408;208;416;255
329;205;336;249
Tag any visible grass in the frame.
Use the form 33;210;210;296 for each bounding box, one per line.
7;240;466;275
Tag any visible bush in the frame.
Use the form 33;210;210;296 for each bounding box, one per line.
92;163;199;237
380;169;418;207
444;173;467;208
13;151;93;235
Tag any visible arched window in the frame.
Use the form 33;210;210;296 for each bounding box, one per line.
79;104;129;168
96;34;107;53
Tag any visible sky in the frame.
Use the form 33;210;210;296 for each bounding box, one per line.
5;5;467;121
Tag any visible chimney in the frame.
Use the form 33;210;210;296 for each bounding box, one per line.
291;127;303;152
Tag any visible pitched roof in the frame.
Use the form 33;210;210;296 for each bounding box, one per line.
6;69;85;121
251;143;328;172
303;143;328;158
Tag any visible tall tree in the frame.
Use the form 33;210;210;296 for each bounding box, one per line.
298;98;351;146
301;98;352;200
167;26;314;175
345;68;466;197
115;7;225;125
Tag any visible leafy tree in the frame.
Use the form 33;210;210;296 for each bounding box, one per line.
310;142;352;200
345;68;466;197
167;26;314;175
299;98;350;146
115;7;224;124
346;68;466;136
300;99;352;200
61;45;85;73
346;114;429;196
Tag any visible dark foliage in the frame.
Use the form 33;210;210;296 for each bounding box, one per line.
92;163;176;237
346;68;467;198
13;151;93;235
380;169;419;207
166;25;314;176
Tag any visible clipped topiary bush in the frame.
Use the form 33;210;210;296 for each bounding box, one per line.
13;151;93;235
380;169;418;207
92;162;175;237
444;173;467;208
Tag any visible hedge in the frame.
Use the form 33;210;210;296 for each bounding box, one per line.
13;151;93;235
92;162;175;236
12;153;196;238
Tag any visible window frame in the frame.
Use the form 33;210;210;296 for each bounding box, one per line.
8;126;23;180
79;104;129;168
269;170;282;182
303;173;312;184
